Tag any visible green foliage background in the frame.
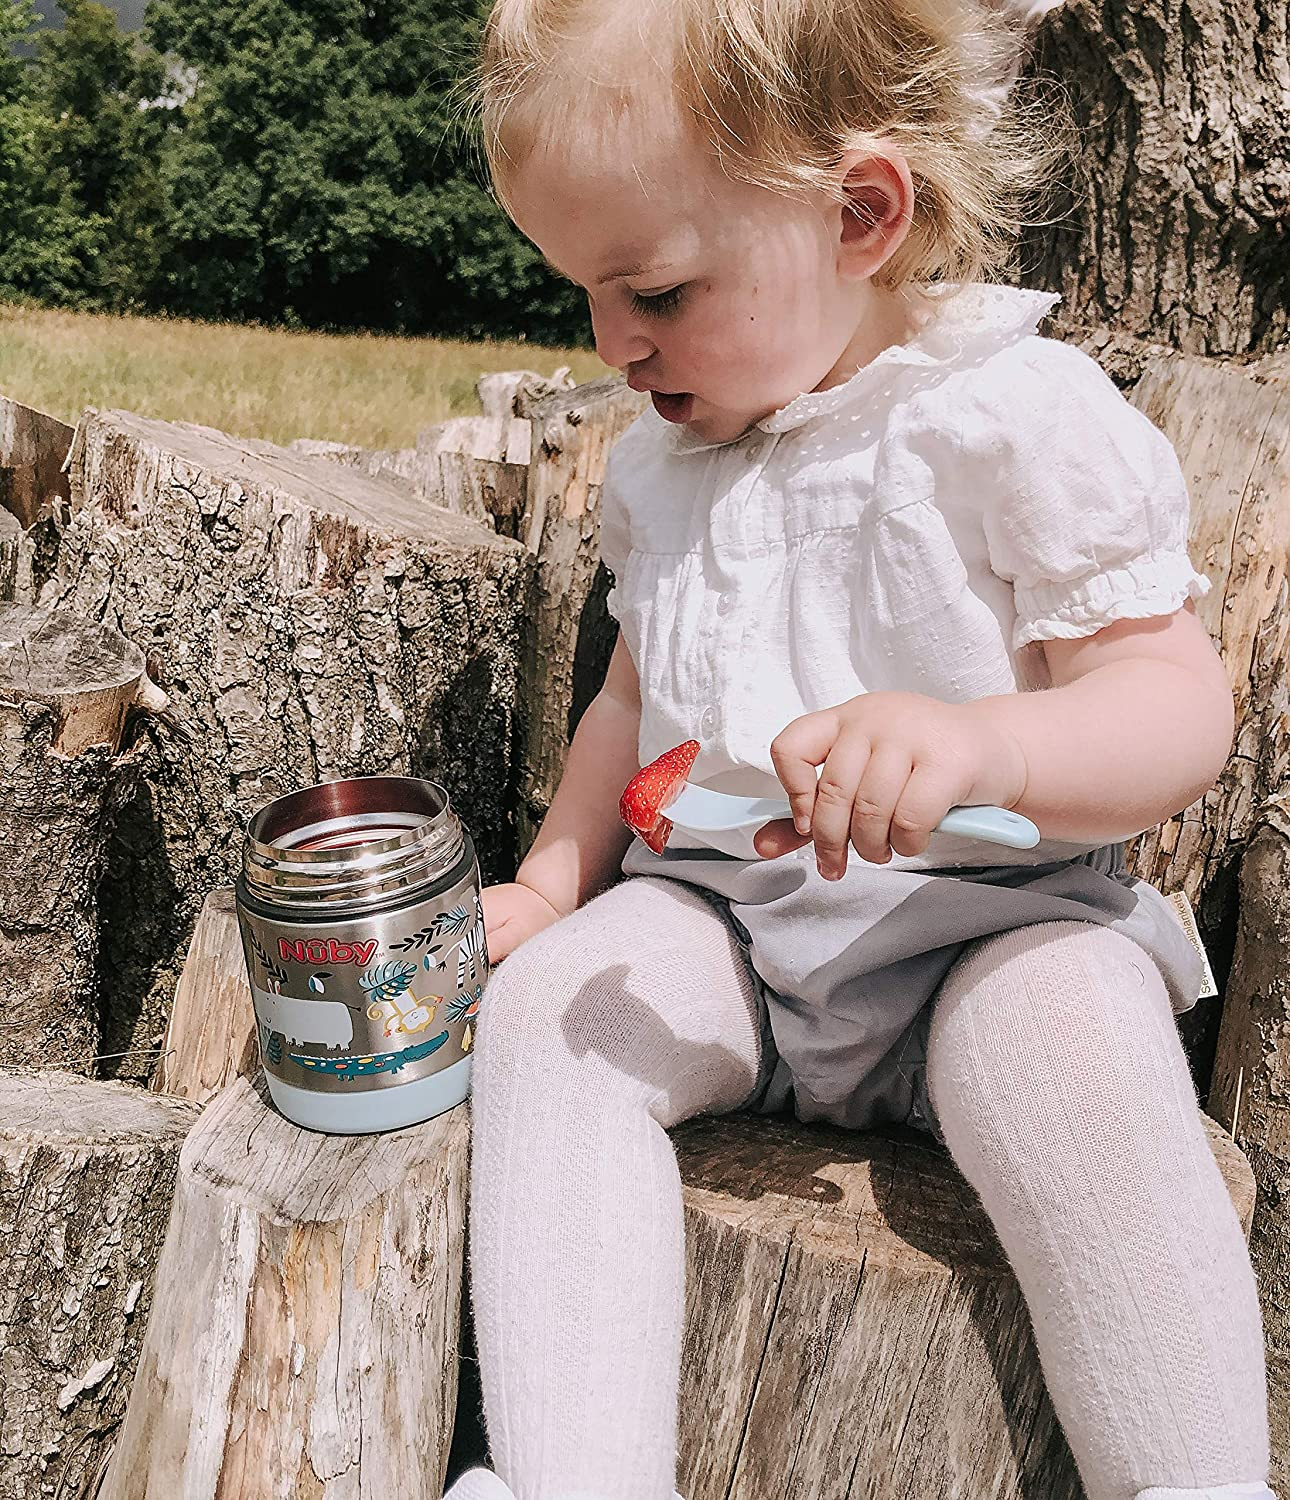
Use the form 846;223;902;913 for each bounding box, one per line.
0;0;591;343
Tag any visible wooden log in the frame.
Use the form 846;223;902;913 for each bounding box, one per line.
150;888;256;1106
1124;359;1290;993
673;1110;1254;1500
33;409;528;1082
0;1071;197;1500
0;395;73;530
0;603;164;1069
515;376;647;854
0;509;18;600
1024;0;1288;357
475;366;573;420
102;1073;469;1499
1209;792;1290;1491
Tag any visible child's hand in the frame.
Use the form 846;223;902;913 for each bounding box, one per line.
482;883;564;963
753;692;1027;876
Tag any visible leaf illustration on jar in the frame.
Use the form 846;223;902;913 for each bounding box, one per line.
359;960;419;1003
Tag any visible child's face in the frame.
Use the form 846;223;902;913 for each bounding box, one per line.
506;127;910;446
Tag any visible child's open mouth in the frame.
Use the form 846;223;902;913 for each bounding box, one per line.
650;391;695;424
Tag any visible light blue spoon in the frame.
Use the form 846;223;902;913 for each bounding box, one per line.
665;784;1039;859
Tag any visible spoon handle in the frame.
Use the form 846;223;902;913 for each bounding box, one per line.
934;805;1040;849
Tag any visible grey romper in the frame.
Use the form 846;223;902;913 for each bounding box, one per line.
621;837;1203;1141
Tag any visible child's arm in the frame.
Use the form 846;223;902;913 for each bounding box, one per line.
962;601;1234;844
483;636;642;960
759;602;1233;873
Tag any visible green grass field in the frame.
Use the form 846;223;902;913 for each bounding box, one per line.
0;302;605;450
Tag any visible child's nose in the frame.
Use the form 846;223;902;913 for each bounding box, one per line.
590;301;656;371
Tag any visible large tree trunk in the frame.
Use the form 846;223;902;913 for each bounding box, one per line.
103;1074;469;1499
0;1072;197;1500
0;604;162;1069
1023;0;1289;356
1209;794;1290;1493
28;410;528;1081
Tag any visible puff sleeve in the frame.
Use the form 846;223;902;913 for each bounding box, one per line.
962;339;1210;651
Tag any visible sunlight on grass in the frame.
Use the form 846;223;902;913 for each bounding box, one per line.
0;302;606;449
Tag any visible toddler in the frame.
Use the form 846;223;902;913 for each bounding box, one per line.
447;0;1274;1497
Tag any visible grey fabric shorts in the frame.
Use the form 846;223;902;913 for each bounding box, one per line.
620;839;1202;1143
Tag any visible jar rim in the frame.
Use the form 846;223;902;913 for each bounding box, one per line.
242;776;466;910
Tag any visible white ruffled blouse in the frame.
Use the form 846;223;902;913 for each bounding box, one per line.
598;283;1210;826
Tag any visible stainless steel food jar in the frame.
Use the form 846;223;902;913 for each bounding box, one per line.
235;776;486;1134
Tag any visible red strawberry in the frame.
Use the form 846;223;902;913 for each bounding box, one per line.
620;740;700;853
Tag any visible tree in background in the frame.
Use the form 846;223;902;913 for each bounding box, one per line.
32;0;172;308
144;0;588;343
0;0;102;305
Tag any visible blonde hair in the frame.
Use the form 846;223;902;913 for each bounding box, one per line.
475;0;1064;290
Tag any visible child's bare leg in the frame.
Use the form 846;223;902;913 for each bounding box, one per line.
927;920;1273;1500
465;876;763;1500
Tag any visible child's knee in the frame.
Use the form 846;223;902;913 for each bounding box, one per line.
926;920;1176;1153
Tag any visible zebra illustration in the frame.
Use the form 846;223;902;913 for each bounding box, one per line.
455;921;487;990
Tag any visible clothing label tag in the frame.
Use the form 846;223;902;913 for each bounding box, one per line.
1164;890;1219;999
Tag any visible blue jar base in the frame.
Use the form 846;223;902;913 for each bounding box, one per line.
264;1055;472;1134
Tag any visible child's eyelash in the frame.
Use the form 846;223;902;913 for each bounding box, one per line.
631;286;685;318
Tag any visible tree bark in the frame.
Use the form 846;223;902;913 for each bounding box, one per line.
674;1111;1254;1500
1123;358;1290;1020
150;887;256;1107
0;603;161;1069
1023;0;1289;356
1209;793;1290;1493
515;377;646;855
0;511;18;601
29;409;528;1081
0;1072;197;1500
102;1073;469;1499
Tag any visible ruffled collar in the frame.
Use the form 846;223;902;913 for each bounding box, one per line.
657;282;1061;454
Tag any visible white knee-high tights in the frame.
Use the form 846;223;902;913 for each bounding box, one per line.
451;877;1272;1500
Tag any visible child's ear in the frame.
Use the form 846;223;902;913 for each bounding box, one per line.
835;150;915;280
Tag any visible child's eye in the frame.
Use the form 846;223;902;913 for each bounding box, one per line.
631;285;685;318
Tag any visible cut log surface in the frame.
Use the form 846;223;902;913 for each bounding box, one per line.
516;376;647;854
103;1073;470;1500
673;1111;1253;1500
36;409;528;1080
1210;793;1290;1493
151;887;256;1106
0;1071;197;1500
0;603;156;1068
0;395;73;530
1125;359;1290;971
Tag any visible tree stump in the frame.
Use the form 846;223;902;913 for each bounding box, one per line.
673;1112;1254;1500
0;395;72;530
150;887;256;1106
0;603;163;1069
1024;0;1289;356
0;510;18;601
102;1073;470;1499
515;376;646;854
0;1071;197;1500
1209;792;1290;1492
33;409;528;1081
